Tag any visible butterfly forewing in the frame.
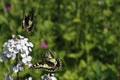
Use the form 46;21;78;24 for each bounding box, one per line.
27;11;34;31
44;49;55;59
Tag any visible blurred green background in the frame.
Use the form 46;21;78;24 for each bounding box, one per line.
0;0;120;80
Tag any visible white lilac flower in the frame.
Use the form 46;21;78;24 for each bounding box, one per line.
25;76;33;80
22;55;32;66
21;53;26;58
11;62;24;73
50;74;57;80
41;74;57;80
5;74;13;80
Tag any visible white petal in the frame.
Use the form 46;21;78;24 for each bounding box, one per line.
22;58;27;63
0;56;6;62
51;77;57;80
25;50;29;55
11;54;16;60
28;47;32;52
24;38;28;41
19;35;24;39
29;42;33;47
12;34;16;38
28;77;33;80
3;42;8;47
5;74;13;80
16;44;22;50
3;49;9;54
22;46;28;51
8;48;14;52
27;56;32;61
21;53;26;58
13;50;19;54
19;67;24;71
28;63;32;67
6;53;12;58
13;67;18;73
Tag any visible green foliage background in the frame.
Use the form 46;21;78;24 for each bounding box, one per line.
0;0;120;80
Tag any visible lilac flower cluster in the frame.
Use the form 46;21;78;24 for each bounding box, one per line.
0;35;33;73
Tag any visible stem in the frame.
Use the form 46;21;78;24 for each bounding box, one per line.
74;0;80;49
16;53;20;80
117;47;120;80
17;72;19;80
1;0;8;17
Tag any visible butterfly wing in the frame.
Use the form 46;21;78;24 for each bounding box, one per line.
30;59;62;72
27;11;34;32
22;10;34;32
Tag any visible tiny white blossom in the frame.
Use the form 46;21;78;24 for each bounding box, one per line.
3;42;8;47
5;74;13;80
21;53;26;58
12;34;16;38
28;63;32;67
25;50;29;55
28;42;33;47
50;74;57;80
6;53;12;58
0;54;6;62
25;76;33;80
27;56;32;61
16;44;22;50
41;74;57;80
18;35;24;39
22;46;28;51
22;56;32;66
12;62;24;73
13;66;19;73
28;47;32;52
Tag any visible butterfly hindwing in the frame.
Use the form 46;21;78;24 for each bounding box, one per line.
31;59;61;72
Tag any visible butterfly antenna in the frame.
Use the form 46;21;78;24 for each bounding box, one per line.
22;3;26;19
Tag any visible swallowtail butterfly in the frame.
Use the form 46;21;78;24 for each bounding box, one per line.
22;9;34;32
30;49;62;72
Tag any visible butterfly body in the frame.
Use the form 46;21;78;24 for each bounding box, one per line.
30;49;62;72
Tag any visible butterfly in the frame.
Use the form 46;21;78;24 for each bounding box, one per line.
30;49;62;72
22;9;34;32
